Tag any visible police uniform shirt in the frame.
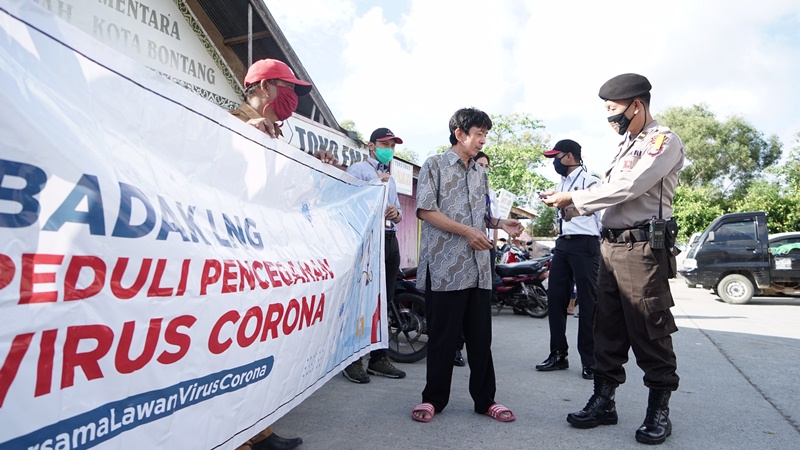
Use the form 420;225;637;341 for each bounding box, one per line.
558;168;602;237
571;120;685;229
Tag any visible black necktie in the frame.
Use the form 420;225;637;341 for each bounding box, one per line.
378;163;389;173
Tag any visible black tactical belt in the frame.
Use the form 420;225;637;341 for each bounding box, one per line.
559;234;598;240
603;227;650;243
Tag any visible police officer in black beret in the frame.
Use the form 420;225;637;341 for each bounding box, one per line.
541;73;685;445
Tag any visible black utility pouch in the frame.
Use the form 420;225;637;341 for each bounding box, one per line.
664;219;680;279
649;218;666;249
665;220;680;256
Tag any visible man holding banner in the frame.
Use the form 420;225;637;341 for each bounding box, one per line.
229;58;337;167
230;57;312;450
341;128;407;383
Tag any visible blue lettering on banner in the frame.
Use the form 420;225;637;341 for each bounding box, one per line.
112;182;157;238
0;159;47;228
42;174;105;235
0;158;265;250
0;356;274;450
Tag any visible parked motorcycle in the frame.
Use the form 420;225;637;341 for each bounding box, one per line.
492;255;551;318
387;267;427;363
498;240;533;263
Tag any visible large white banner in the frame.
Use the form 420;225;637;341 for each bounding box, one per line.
0;1;387;449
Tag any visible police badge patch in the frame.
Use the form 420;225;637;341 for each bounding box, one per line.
647;134;668;156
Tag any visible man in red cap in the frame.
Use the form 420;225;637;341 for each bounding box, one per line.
230;58;336;165
230;58;310;450
341;127;407;383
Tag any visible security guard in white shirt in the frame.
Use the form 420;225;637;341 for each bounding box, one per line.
535;140;601;381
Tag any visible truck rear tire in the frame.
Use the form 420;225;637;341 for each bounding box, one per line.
717;274;754;305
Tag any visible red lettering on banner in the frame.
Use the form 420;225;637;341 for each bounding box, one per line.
35;329;58;398
299;294;325;330
158;315;196;364
19;253;63;304
0;253;15;290
64;255;106;301
261;302;284;340
208;310;239;354
251;261;270;289
147;259;174;297
283;299;300;335
264;262;283;288
238;261;256;292
320;259;334;279
115;318;162;374
61;324;114;389
200;259;221;295
276;262;294;287
176;259;190;296
6;254;333;300
222;260;237;293
0;333;34;407
2;317;197;404
111;257;153;299
237;307;263;347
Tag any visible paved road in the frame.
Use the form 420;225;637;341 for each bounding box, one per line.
274;280;800;449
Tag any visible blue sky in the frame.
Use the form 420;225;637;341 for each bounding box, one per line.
267;0;800;185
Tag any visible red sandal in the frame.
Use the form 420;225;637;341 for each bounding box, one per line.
412;402;435;423
485;403;516;422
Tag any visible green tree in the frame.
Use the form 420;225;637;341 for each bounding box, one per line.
774;131;800;194
531;202;557;237
394;148;419;164
339;119;364;142
483;113;553;205
731;180;800;234
671;185;729;241
657;104;781;194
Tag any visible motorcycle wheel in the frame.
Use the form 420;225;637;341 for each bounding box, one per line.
520;282;549;318
387;292;428;363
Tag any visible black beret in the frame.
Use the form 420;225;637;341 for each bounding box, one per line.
598;73;652;100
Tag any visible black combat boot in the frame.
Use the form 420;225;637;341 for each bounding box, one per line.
635;389;672;445
567;376;619;428
535;350;569;371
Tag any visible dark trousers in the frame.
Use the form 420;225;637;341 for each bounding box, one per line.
593;239;679;390
422;275;495;413
371;232;401;363
546;236;600;366
455;246;496;352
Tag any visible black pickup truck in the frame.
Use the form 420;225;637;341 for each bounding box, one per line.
678;211;800;304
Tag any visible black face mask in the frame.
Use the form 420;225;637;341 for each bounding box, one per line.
553;155;579;176
607;100;636;135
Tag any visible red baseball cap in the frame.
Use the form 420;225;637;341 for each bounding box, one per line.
244;59;312;96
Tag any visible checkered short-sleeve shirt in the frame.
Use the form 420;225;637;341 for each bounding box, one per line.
416;148;492;291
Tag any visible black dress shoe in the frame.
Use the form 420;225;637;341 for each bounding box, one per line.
582;367;594;379
252;432;303;450
535;351;568;371
454;350;466;367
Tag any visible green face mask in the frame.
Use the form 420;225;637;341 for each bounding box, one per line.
375;147;394;164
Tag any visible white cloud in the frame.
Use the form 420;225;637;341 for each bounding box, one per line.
267;0;800;172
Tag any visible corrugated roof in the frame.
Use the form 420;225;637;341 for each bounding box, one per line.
189;0;341;131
